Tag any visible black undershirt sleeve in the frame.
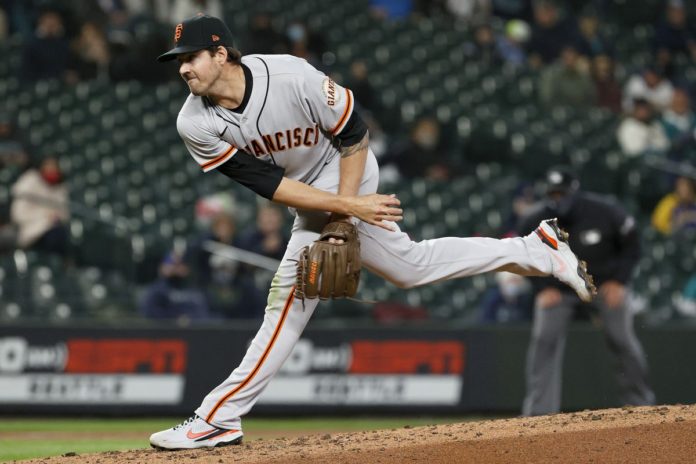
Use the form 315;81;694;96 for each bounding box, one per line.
335;110;368;147
215;150;285;200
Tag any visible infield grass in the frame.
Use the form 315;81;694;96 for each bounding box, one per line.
0;416;476;462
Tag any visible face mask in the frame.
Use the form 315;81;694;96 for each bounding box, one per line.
287;24;306;42
41;169;62;185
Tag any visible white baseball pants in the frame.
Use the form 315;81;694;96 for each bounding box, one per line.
196;153;553;429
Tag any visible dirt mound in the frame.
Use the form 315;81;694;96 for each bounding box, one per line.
21;404;696;464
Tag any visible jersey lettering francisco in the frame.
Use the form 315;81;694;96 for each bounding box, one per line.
176;54;355;183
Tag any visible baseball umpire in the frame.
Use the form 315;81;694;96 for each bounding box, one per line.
149;15;596;449
518;167;655;416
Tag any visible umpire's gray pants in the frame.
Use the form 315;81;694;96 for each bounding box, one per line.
522;292;655;416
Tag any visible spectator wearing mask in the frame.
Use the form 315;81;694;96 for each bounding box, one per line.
526;0;579;69
617;98;670;157
539;45;595;108
386;116;452;180
139;251;211;322
21;8;71;81
651;176;696;235
479;271;534;324
592;54;622;113
286;21;327;68
660;88;696;160
10;156;70;256
623;66;674;113
654;0;696;72
517;167;655;416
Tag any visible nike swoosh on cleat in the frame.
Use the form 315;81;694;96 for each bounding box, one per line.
186;428;218;439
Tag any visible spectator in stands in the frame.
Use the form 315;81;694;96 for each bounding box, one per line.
617;98;670;157
654;0;696;72
592;54;622;113
243;12;288;55
236;204;288;263
139;251;211;322
622;66;674;113
518;167;655;416
386;116;452;180
20;8;71;81
188;211;240;317
286;20;327;68
526;0;578;69
10;156;70;257
497;19;530;67
65;20;111;83
651;176;696;235
501;182;536;237
576;6;612;59
446;0;491;24
660;88;696;161
347;60;379;115
236;204;289;319
479;271;534;324
465;23;502;66
109;15;171;83
539;45;595;108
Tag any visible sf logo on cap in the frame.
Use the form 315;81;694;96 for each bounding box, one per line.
174;23;183;42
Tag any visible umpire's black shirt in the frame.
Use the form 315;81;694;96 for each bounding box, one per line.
517;192;640;290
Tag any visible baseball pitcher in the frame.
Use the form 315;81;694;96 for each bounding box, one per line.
149;14;596;450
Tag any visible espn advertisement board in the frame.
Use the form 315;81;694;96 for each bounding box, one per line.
6;323;692;415
0;325;484;415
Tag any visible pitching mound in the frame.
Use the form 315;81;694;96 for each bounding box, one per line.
22;404;696;464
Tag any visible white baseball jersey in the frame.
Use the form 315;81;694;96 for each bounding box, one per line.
170;53;555;432
177;54;355;183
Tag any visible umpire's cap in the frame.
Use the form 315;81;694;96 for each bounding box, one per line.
157;14;235;62
545;166;580;195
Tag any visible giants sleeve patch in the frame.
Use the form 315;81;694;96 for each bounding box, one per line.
321;77;343;107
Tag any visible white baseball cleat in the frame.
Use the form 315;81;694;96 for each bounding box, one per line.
534;218;596;302
150;415;243;450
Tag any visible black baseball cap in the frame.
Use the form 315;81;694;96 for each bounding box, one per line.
157;14;235;62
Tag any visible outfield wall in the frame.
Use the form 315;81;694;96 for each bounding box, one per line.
0;323;694;415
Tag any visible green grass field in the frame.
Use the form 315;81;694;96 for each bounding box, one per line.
0;416;472;462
